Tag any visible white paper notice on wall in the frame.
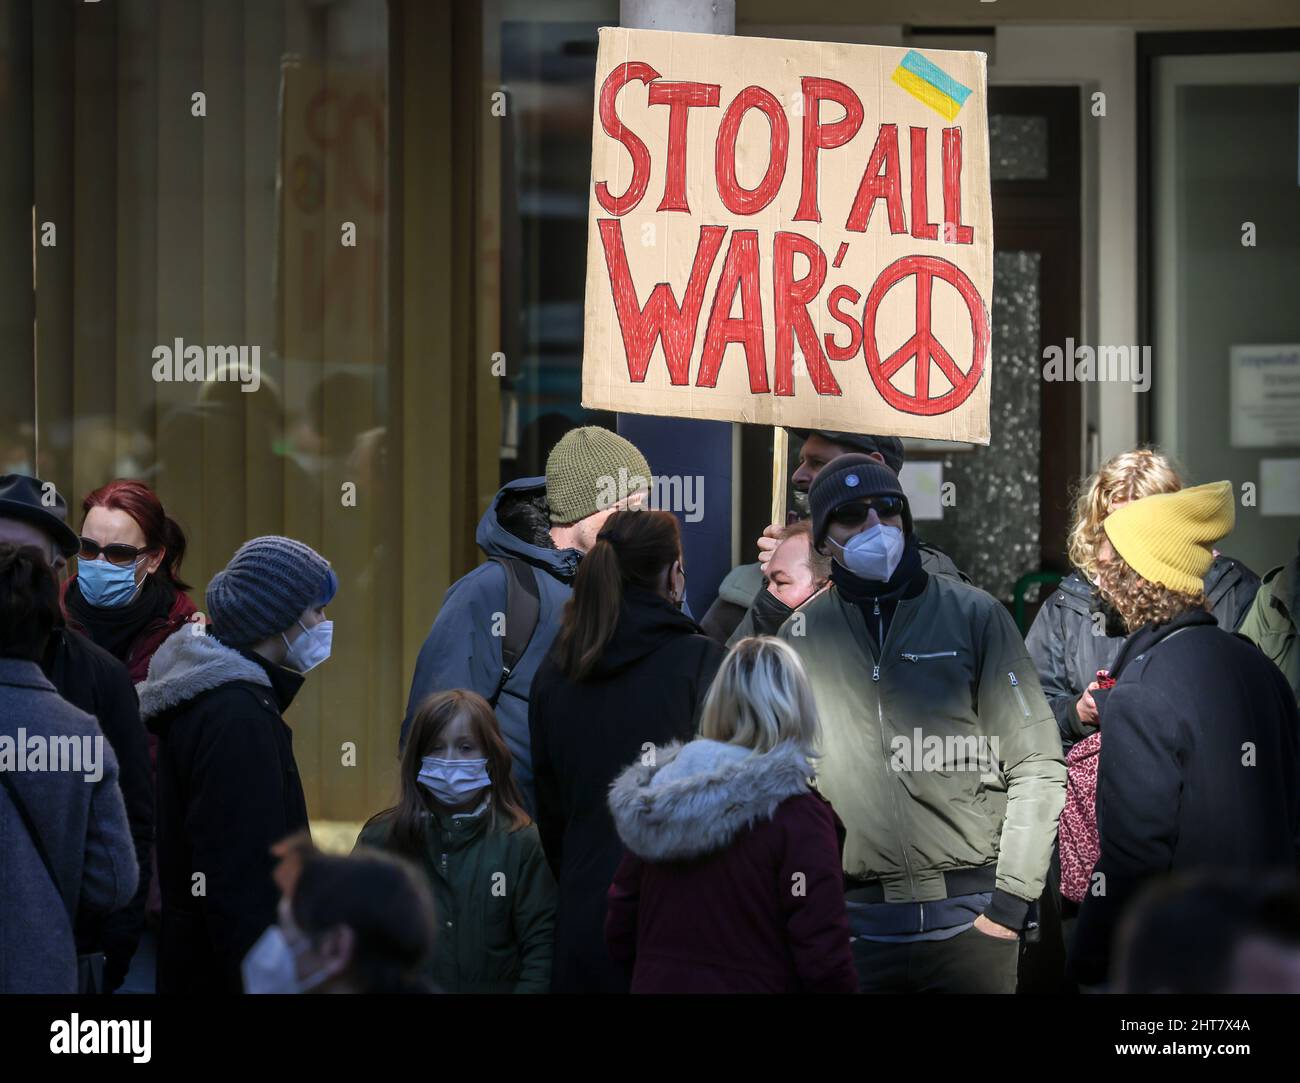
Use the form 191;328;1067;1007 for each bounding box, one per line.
1230;345;1300;448
1260;459;1300;517
899;461;944;520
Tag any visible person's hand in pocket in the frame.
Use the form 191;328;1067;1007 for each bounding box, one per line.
972;914;1018;940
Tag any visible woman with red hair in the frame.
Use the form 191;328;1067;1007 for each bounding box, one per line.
65;479;197;682
65;479;198;987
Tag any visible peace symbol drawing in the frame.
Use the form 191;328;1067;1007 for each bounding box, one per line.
862;254;990;417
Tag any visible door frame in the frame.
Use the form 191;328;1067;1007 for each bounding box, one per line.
1136;28;1300;444
987;85;1083;577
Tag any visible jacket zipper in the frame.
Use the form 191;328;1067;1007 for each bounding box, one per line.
1008;671;1030;718
871;595;918;926
901;651;958;662
872;598;881;682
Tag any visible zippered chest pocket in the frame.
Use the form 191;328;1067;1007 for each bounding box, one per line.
1008;671;1031;718
892;648;976;699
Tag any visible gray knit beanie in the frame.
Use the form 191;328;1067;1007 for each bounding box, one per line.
207;535;337;648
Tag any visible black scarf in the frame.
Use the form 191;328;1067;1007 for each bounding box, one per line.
66;574;176;662
1088;585;1129;638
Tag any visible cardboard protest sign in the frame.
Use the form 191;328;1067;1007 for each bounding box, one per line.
581;28;993;444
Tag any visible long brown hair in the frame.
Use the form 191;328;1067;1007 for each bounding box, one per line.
552;508;681;682
366;690;530;861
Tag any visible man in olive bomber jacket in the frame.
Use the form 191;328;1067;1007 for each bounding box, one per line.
779;455;1066;994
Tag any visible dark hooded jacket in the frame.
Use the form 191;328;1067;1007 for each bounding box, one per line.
137;629;309;993
1026;555;1260;750
529;586;724;993
401;478;580;813
605;738;857;993
1068;609;1300;987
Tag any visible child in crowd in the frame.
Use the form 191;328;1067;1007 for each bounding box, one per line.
356;690;555;992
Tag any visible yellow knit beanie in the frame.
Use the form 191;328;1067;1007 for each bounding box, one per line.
1102;480;1234;595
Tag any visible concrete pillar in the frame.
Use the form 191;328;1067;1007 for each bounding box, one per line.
616;0;736;618
619;0;734;34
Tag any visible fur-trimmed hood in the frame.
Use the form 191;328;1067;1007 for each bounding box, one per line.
136;627;273;723
608;738;813;862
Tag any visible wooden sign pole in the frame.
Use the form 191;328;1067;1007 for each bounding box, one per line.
770;427;788;527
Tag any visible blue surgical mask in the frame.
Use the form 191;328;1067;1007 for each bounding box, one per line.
77;557;145;608
827;523;905;582
418;757;491;806
241;924;333;994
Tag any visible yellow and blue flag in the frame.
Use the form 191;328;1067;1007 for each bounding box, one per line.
891;50;972;122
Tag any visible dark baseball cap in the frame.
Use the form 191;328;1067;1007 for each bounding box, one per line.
786;429;905;475
0;474;80;557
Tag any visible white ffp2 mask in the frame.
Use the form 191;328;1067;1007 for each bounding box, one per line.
828;523;905;582
283;619;333;673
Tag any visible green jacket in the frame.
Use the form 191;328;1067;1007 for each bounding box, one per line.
356;807;556;993
1238;556;1300;705
779;574;1065;924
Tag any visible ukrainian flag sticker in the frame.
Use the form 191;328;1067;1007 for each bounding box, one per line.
891;49;973;122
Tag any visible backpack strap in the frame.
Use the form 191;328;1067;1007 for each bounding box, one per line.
487;557;541;708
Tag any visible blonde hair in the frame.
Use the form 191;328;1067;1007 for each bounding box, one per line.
699;636;820;759
1097;553;1207;633
1067;449;1184;583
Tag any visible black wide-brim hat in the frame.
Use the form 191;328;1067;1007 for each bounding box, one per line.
0;474;81;557
809;455;913;551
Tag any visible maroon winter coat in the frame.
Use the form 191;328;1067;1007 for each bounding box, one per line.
605;738;857;994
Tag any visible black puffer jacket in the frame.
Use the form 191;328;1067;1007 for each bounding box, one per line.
1068;609;1300;986
1026;556;1260;749
138;629;309;993
529;586;724;993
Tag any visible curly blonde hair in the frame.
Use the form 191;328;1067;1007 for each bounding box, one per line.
1067;449;1184;584
1096;552;1207;633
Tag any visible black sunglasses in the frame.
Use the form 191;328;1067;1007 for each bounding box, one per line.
78;537;150;567
829;496;904;527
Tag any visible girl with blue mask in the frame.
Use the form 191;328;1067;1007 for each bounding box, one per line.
353;690;556;993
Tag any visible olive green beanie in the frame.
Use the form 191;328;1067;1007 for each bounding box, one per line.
545;426;652;525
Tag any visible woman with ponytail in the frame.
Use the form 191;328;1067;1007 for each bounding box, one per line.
529;508;724;993
66;479;198;683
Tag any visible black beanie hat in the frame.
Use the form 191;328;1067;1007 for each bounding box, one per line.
809;454;912;552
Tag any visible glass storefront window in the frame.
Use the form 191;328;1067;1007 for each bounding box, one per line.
1154;50;1300;573
5;0;394;826
491;0;618;483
